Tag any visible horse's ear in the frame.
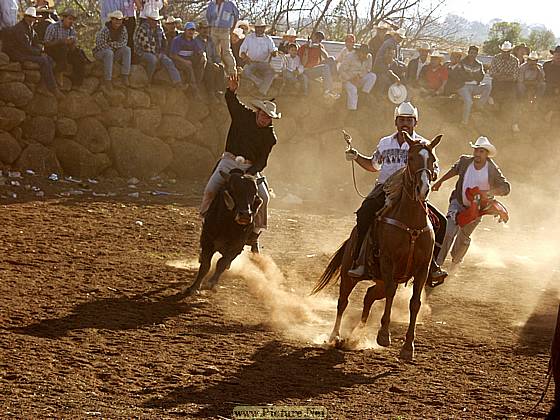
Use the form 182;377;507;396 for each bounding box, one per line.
429;134;443;150
219;170;231;181
223;190;235;210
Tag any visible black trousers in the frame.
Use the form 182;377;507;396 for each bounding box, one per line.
45;44;86;85
354;185;447;261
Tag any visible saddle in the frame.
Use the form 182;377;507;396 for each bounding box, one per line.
456;187;509;227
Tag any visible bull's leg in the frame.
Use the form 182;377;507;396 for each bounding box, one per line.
204;254;234;291
400;265;429;361
377;264;397;347
186;248;213;295
329;275;359;344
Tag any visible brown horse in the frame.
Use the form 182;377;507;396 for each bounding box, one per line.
312;134;442;361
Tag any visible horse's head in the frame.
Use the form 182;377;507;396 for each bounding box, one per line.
220;169;262;225
404;133;442;202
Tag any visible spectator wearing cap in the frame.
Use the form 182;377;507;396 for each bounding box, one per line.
34;0;59;42
100;0;137;57
543;46;560;108
195;20;225;100
406;42;430;87
281;43;306;95
230;27;244;68
43;8;88;87
93;10;131;91
170;21;205;95
373;27;405;72
239;18;278;96
517;51;545;100
339;44;376;110
297;30;338;98
419;51;448;96
489;41;520;131
134;10;181;85
3;7;62;97
368;21;391;61
336;34;355;64
454;45;491;125
205;0;239;75
278;28;298;54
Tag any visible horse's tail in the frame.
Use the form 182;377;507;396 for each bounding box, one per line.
311;239;348;295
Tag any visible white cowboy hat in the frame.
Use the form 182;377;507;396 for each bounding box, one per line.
251;99;281;119
232;27;245;39
107;10;124;20
236;20;249;29
253;18;267;27
24;7;38;17
146;10;163;20
394;101;418;120
429;50;445;58
286;28;297;36
470;136;497;157
417;42;431;51
392;28;406;39
388;83;408;105
526;51;539;61
500;41;513;51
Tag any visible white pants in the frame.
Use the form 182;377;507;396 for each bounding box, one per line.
200;154;269;233
344;73;376;110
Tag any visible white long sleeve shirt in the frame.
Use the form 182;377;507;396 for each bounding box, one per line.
239;33;277;63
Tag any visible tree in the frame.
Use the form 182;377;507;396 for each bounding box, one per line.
526;28;557;52
482;21;522;55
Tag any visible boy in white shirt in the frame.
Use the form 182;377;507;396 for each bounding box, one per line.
281;43;307;95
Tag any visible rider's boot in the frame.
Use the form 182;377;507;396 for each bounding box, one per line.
428;259;448;286
348;233;368;278
247;231;261;254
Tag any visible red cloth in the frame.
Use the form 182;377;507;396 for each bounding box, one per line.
298;44;322;68
423;65;448;91
456;187;509;227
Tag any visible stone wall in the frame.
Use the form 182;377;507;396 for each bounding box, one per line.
0;51;226;180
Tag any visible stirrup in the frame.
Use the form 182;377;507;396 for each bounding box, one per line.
348;265;365;278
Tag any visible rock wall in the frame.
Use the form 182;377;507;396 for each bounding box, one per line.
0;51;226;180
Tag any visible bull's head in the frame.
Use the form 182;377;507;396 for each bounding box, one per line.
220;169;262;225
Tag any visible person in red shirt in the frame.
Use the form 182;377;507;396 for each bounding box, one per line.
297;31;338;98
420;51;448;95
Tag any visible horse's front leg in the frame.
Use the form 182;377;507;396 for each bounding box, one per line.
400;263;429;361
377;262;397;347
329;274;359;344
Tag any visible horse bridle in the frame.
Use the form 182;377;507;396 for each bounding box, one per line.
404;146;435;205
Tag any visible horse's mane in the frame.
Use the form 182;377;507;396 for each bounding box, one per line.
377;167;406;217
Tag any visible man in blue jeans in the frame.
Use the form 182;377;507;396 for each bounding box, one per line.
134;10;181;86
93;10;131;92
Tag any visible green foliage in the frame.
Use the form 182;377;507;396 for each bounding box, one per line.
482;22;522;55
526;28;557;52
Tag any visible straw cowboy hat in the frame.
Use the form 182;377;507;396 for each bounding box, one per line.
236;20;249;29
429;50;445;59
251;99;281;119
107;10;124;19
470;136;497;157
253;18;268;27
286;28;297;36
232;27;245;39
417;42;431;51
24;7;38;17
500;41;513;51
525;51;539;61
388;83;408;104
146;10;163;20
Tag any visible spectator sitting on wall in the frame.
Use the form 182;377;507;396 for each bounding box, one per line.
444;50;464;96
3;7;63;97
543;45;560;121
406;42;430;87
239;18;278;96
368;21;391;62
163;15;180;52
170;21;206;97
298;30;339;98
281;42;306;95
278;27;298;54
372;46;403;97
134;10;181;86
231;27;244;69
339;43;376;111
517;51;545;102
43;8;88;88
336;34;355;64
489;41;520;132
100;0;136;60
419;51;448;96
93;10;131;92
195;19;225;101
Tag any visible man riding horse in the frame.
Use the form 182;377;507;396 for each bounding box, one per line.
345;101;448;286
199;74;280;252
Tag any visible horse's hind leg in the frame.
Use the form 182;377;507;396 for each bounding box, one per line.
400;268;428;361
329;275;359;343
186;248;213;295
349;283;385;341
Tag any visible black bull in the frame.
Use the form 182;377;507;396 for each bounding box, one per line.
186;169;262;294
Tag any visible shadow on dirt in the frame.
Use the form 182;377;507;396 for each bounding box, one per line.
11;282;203;338
142;340;396;417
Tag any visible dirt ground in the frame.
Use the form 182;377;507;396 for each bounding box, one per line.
0;168;558;419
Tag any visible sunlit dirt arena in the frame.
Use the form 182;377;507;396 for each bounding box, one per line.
2;107;560;418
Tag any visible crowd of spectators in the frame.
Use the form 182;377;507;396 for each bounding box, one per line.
0;0;559;129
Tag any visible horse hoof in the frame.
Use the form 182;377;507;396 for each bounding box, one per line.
377;331;391;347
185;287;200;296
399;347;414;361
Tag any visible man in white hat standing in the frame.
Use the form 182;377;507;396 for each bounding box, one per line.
200;74;280;252
432;136;510;269
345;101;448;284
239;18;278;96
133;10;181;86
205;0;239;75
489;41;520;132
